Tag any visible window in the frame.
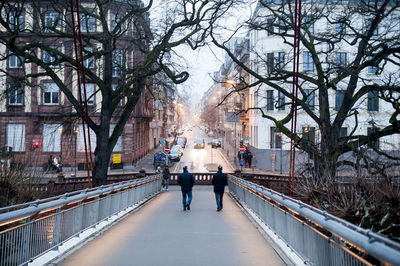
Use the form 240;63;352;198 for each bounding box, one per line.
336;17;346;34
110;124;123;152
267;53;274;74
278;52;285;69
368;55;377;74
267;18;274;36
9;53;23;68
43;83;59;105
112;84;123;106
266;90;274;111
43;124;62;152
81;83;95;105
304;89;314;111
270;127;282;149
367;91;379;111
278;91;285;110
83;46;94;69
335;90;345;111
367;127;379;150
7;124;25;152
278;19;285;33
336;52;346;67
81;14;95;32
112;49;123;77
8;83;23;105
303;52;314;72
44;11;61;32
77;124;96;152
111;13;123;32
302;127;315;146
253;91;258;108
303;16;314;34
43;46;59;67
9;10;24;31
339;127;347;138
367;19;378;36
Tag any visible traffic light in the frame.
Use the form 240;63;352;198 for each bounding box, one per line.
33;140;40;149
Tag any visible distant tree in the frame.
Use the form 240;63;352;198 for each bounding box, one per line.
211;0;400;180
0;0;236;186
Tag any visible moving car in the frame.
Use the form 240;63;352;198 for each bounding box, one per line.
194;139;205;149
168;145;183;161
176;136;187;148
211;139;222;148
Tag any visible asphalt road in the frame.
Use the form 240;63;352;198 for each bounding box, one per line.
170;127;234;173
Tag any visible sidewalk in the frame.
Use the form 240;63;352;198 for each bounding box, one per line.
219;142;287;176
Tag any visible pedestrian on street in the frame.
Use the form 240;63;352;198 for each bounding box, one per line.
212;165;228;212
162;165;170;191
177;166;195;211
246;149;253;168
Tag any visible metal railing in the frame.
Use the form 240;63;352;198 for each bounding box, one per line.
228;176;400;266
0;175;162;266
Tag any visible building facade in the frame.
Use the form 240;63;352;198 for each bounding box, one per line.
0;1;153;171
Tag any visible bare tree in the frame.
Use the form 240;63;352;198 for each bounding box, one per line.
211;0;400;181
0;0;236;186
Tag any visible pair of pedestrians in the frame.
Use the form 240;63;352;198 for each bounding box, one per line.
177;165;228;212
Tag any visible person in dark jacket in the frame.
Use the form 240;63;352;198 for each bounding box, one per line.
212;165;228;211
177;166;195;211
162;165;171;191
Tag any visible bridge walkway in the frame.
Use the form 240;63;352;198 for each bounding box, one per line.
57;186;287;266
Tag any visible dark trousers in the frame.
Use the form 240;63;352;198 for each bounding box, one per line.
215;192;224;210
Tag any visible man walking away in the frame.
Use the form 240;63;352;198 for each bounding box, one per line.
177;166;195;211
162;165;170;191
212;165;228;212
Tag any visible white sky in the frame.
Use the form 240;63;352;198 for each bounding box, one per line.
148;0;257;113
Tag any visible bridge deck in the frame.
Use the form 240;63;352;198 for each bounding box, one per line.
58;186;286;266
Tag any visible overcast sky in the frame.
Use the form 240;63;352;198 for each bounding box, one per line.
148;1;257;114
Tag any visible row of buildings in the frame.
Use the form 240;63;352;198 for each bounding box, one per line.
201;0;400;172
0;1;180;171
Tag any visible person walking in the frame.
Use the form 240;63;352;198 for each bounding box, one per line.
177;166;194;211
212;165;228;212
247;149;253;168
162;165;170;191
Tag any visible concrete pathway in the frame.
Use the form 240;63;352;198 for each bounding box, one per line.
58;186;286;266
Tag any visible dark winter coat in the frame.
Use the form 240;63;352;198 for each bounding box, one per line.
177;170;195;192
212;170;228;193
162;168;170;180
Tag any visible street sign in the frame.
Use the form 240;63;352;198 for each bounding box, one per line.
239;159;244;166
164;146;170;153
239;146;245;152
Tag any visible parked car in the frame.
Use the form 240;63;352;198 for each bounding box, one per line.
168;145;183;161
176;136;187;148
211;139;221;148
154;151;168;169
194;139;205;149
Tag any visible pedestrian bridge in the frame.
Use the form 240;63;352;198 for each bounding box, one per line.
1;175;399;266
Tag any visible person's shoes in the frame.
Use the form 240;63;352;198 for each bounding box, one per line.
217;208;221;212
187;204;190;210
183;208;186;211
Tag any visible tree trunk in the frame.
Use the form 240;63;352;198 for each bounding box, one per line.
92;125;112;187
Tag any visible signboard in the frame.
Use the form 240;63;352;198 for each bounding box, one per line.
164;146;170;153
226;112;240;122
113;154;121;164
239;146;245;152
239;159;244;166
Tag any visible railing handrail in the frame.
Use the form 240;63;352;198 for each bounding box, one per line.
229;175;400;265
0;175;161;226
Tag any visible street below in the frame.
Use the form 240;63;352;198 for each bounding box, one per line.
169;127;234;173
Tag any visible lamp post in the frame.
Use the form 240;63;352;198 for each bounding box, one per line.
58;127;63;168
279;132;283;174
73;125;79;177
